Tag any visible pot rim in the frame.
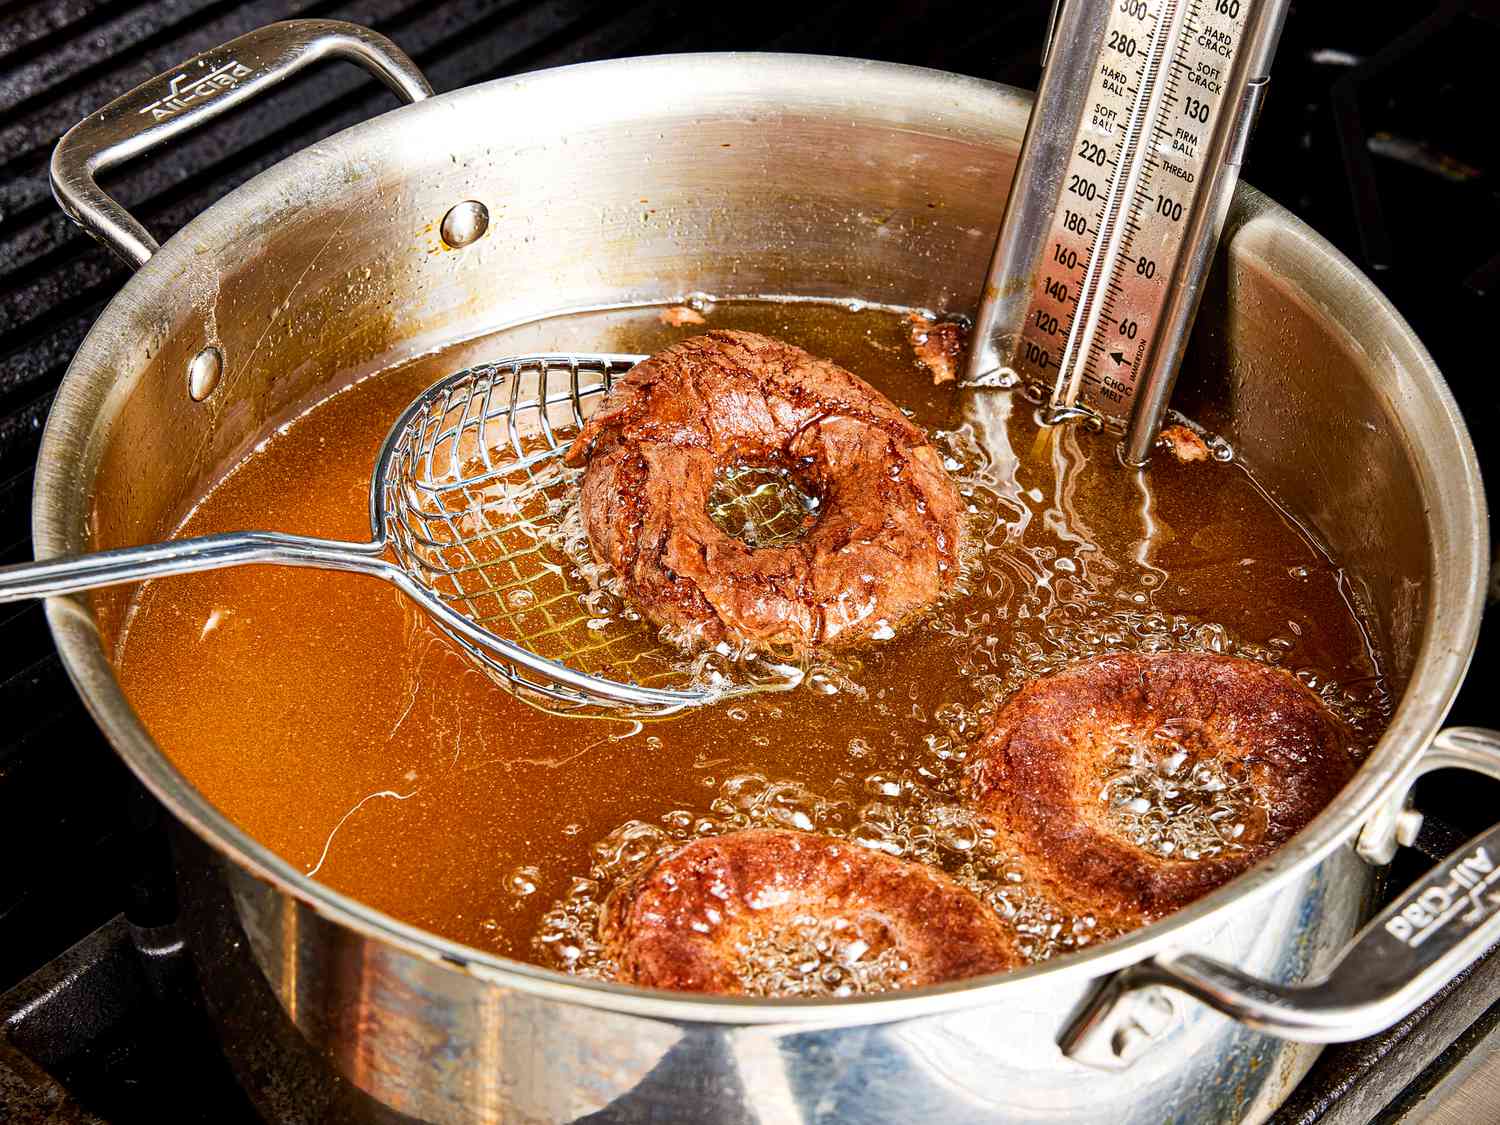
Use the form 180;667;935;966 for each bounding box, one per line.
34;51;1489;1026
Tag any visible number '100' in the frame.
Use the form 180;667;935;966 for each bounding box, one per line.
1021;340;1052;370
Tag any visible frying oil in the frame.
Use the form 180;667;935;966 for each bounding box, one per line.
116;300;1390;992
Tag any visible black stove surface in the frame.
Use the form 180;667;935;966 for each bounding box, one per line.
0;2;1495;1122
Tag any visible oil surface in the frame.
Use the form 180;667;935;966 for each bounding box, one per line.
116;301;1390;981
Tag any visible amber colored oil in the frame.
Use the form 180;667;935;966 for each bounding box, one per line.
116;300;1389;979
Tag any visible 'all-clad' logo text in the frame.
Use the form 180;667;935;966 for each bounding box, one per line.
1385;846;1500;948
139;60;253;122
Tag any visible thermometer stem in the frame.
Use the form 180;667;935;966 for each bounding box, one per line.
966;0;1291;465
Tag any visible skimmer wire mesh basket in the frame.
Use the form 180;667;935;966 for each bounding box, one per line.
379;353;706;715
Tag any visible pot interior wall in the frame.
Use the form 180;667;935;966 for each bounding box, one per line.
80;58;1430;688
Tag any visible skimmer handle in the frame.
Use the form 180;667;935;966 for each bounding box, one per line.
0;532;390;601
51;20;431;268
1062;727;1500;1066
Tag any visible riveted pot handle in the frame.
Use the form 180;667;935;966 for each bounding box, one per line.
50;20;431;269
1062;727;1500;1068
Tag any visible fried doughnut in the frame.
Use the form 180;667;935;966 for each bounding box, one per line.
967;652;1356;924
562;330;963;647
601;829;1019;995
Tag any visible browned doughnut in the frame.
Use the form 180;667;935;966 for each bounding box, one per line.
601;829;1019;995
966;652;1356;925
562;330;963;647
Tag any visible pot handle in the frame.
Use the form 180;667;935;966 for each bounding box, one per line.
1061;726;1500;1069
50;20;432;269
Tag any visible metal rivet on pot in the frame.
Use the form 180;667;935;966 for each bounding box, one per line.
440;200;489;248
187;345;222;402
1109;1023;1152;1062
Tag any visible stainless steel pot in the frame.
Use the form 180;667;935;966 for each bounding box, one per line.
36;20;1497;1124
